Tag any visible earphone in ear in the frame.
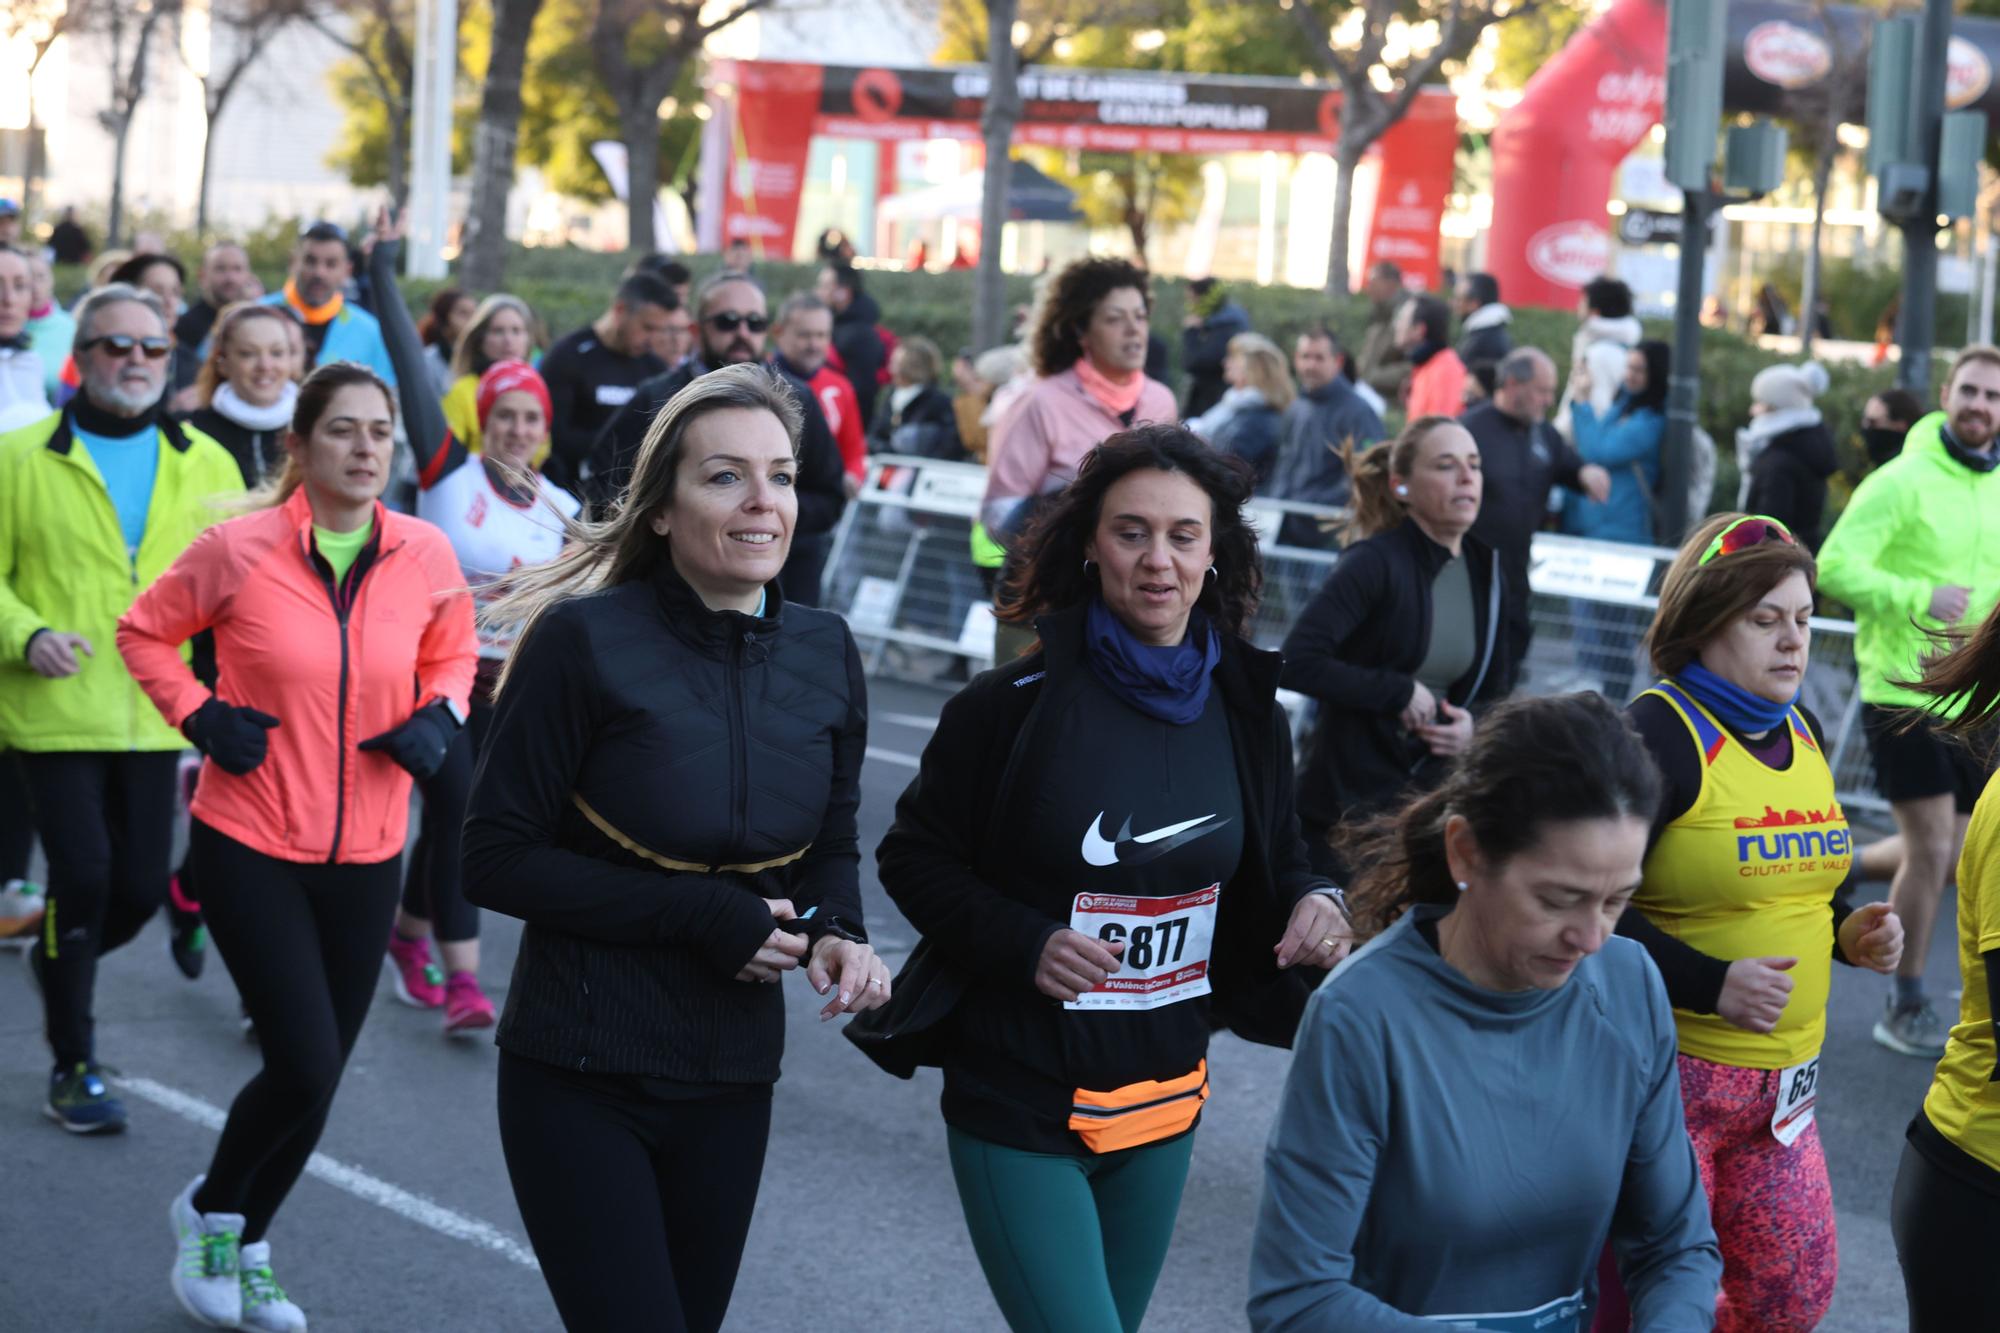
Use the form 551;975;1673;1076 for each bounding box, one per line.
1394;484;1409;498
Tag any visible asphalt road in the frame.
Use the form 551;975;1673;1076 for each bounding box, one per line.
0;675;1954;1331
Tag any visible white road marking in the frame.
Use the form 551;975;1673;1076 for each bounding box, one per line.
864;746;920;769
116;1076;541;1271
878;712;939;733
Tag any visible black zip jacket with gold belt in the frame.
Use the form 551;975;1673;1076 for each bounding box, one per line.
463;559;867;1083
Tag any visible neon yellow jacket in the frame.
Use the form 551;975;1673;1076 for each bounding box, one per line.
0;408;243;751
1817;411;2000;711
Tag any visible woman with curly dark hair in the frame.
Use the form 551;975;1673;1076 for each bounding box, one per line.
867;423;1352;1333
980;257;1177;553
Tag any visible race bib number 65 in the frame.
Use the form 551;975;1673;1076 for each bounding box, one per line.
1063;885;1219;1012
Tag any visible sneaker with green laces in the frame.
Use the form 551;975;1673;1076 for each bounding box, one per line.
169;1175;243;1328
45;1062;127;1134
238;1240;307;1331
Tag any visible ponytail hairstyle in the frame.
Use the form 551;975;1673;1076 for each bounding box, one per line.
1338;693;1662;936
482;362;805;696
240;361;397;511
1341;414;1459;545
1897;599;2000;739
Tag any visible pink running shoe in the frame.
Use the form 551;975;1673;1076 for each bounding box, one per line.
385;934;445;1008
443;972;496;1038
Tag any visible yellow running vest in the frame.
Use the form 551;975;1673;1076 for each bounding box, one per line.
1923;768;2000;1174
1634;681;1850;1069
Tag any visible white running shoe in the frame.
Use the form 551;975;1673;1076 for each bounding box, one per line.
169;1175;244;1328
238;1240;307;1331
0;878;44;950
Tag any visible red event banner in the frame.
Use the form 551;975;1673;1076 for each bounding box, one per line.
705;60;1459;290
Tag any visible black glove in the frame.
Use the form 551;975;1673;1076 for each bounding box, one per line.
357;702;457;781
183;698;280;776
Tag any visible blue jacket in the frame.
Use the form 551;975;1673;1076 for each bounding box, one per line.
1249;908;1720;1331
262;293;396;387
1561;393;1661;544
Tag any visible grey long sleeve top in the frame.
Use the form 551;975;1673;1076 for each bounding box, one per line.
1249;906;1720;1332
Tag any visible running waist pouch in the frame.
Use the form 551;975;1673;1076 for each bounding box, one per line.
1067;1059;1207;1155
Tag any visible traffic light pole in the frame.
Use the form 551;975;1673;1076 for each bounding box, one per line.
1662;186;1711;545
1896;0;1953;393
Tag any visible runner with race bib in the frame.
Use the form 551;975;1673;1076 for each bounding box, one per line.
1250;694;1722;1332
1603;514;1903;1333
868;427;1350;1333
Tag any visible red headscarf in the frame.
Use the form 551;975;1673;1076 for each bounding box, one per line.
475;359;551;431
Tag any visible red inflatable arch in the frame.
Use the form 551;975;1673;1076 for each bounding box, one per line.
1488;0;1669;310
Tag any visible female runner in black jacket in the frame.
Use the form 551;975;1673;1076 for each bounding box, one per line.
462;362;890;1332
1280;415;1514;876
865;424;1351;1333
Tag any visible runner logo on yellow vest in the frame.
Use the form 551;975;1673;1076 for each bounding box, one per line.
1734;803;1851;877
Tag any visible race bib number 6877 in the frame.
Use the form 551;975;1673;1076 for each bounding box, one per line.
1063;885;1220;1012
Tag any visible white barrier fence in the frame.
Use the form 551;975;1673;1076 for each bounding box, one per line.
823;456;1880;812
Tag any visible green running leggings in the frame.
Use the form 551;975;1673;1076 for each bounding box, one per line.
946;1126;1195;1333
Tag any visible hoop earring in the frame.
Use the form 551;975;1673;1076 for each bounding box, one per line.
1082;559;1096;577
1205;565;1218;583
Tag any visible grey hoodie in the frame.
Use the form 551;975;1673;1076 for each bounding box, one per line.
1249;906;1720;1332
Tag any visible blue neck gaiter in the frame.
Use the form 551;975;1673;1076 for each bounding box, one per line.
1677;660;1795;734
1083;596;1221;726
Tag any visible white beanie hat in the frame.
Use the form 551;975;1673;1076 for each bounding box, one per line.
1751;361;1830;412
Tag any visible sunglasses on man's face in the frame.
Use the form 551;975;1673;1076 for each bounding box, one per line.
707;312;770;334
82;334;174;361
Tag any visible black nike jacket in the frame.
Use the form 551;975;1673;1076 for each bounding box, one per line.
871;604;1333;1152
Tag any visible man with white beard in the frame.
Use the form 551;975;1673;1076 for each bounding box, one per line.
0;283;241;1133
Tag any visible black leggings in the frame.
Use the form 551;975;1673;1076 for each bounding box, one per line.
187;820;401;1241
497;1052;772;1333
403;725;478;942
0;751;34;883
1891;1123;2000;1331
19;750;179;1066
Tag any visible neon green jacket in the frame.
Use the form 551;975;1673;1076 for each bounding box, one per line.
1817;411;2000;711
0;408;243;751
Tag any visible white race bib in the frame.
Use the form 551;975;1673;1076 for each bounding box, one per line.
1063;886;1219;1012
1771;1056;1819;1146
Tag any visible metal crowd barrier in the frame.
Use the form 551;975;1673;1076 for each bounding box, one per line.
823;457;1882;812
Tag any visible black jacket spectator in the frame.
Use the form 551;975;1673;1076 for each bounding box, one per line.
1461;399;1587;663
1740;418;1839;547
867;383;963;460
462;563;867;1082
538;326;666;492
1181;297;1251;420
832;289;887;425
1210;398;1283;488
1280;518;1513;840
1259;378;1384;547
1456;304;1513;375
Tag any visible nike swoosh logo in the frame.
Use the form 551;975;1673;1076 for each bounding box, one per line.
1081;812;1226;868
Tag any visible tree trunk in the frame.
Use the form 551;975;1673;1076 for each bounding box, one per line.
1799;135;1836;358
1324;142;1360;297
22;103;42;226
196;111;217;237
385;111;411;205
620;102;659;255
461;0;542;291
972;0;1019;353
108;113;133;246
